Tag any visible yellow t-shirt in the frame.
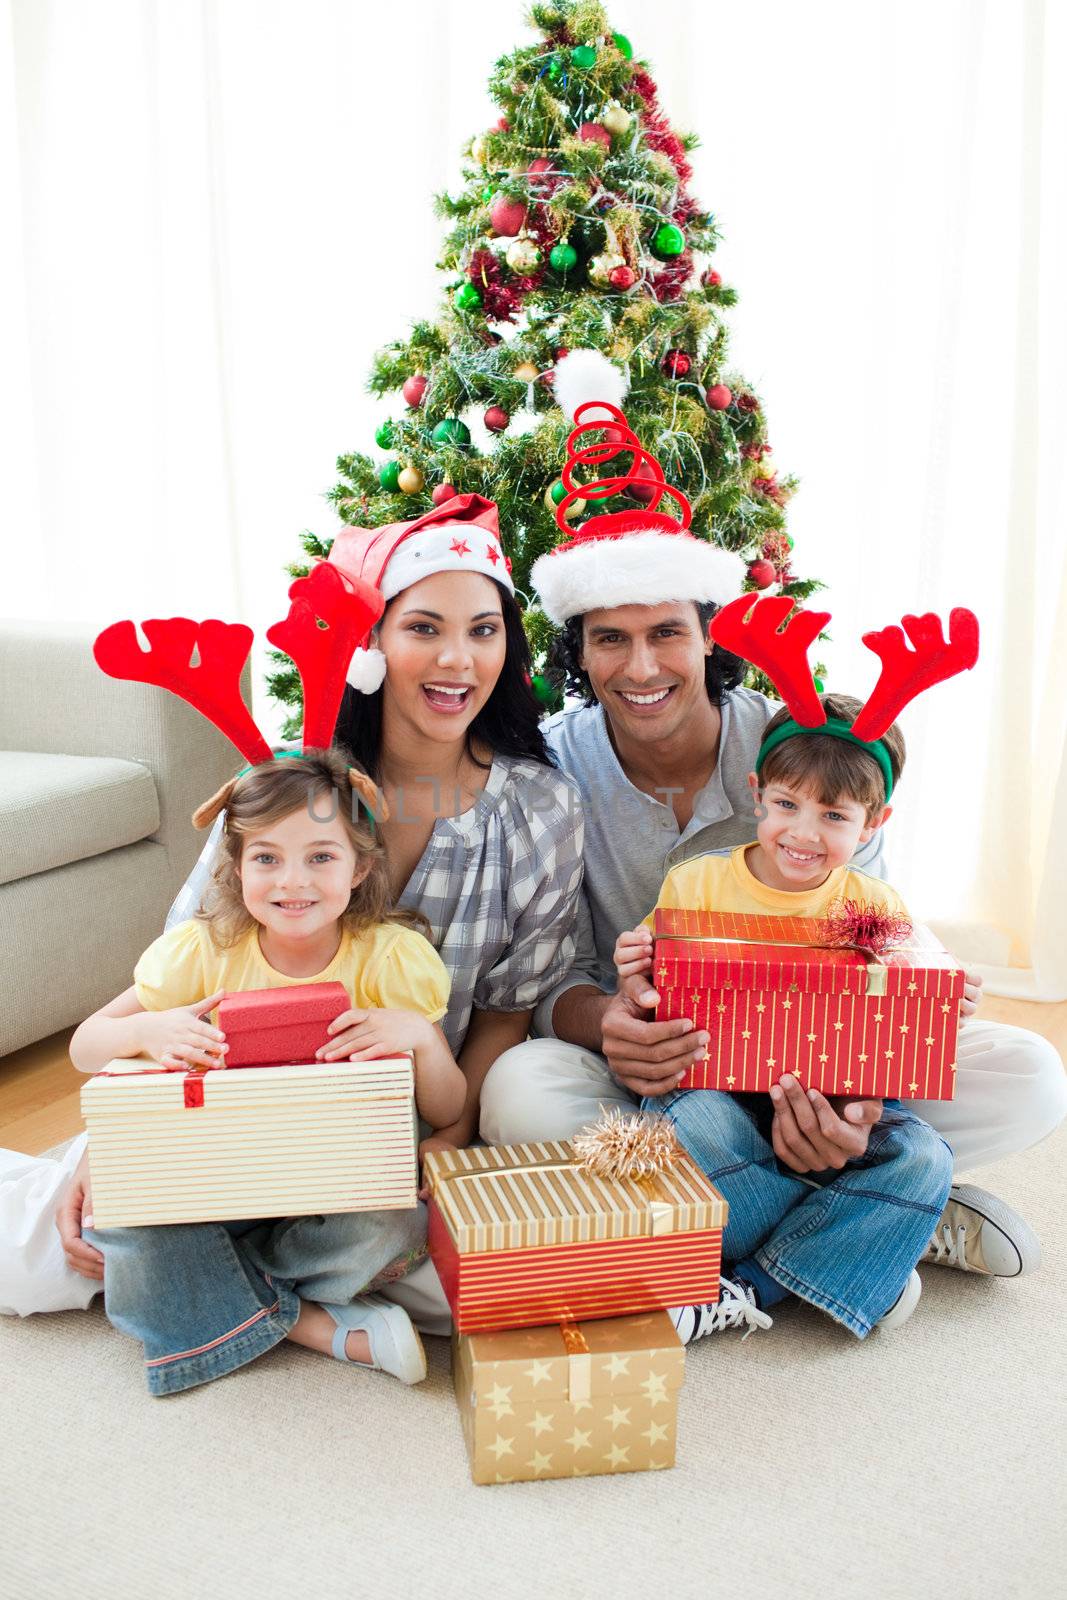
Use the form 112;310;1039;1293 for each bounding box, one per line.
134;919;450;1025
648;845;911;923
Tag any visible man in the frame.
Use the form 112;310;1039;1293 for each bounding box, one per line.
480;351;1065;1337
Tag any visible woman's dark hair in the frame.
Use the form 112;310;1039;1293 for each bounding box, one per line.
334;581;551;778
547;600;746;708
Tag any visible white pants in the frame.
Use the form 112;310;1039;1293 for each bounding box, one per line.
479;1017;1067;1175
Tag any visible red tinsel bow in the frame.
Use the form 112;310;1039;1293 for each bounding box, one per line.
822;901;914;955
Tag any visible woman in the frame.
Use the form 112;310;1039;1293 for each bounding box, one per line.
2;495;584;1325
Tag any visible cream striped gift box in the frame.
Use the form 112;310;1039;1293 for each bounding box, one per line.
82;1057;418;1227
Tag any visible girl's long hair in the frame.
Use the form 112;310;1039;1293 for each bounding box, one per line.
196;747;430;950
333;581;551;780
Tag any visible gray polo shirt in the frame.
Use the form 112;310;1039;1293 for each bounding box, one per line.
534;687;887;1037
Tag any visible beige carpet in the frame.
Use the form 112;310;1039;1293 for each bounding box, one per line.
2;1132;1064;1600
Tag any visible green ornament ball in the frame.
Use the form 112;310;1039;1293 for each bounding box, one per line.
571;44;597;71
612;32;633;60
481;186;494;203
531;673;562;711
454;282;483;312
374;420;395;449
431;418;472;449
549;241;578;273
786;533;795;550
814;676;825;693
379;460;402;492
545;56;564;83
651;223;686;259
548;479;568;506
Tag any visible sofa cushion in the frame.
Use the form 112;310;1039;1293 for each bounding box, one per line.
0;751;160;888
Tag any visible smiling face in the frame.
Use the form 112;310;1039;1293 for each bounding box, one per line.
238;802;368;944
747;771;889;892
578;601;714;747
376;569;507;749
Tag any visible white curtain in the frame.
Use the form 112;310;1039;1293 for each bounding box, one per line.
2;0;1064;996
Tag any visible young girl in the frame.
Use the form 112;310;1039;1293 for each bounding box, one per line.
71;747;465;1396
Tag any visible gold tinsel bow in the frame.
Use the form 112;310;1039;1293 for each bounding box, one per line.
572;1108;682;1183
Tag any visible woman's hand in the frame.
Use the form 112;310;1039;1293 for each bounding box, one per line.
317;1007;432;1062
55;1150;104;1281
614;926;654;981
136;993;228;1070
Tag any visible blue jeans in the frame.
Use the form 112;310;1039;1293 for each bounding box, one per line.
85;1205;427;1395
644;1090;953;1337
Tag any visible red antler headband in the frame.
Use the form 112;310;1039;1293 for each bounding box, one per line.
93;563;385;767
708;595;980;799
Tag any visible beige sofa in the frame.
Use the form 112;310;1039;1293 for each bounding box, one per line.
0;621;243;1057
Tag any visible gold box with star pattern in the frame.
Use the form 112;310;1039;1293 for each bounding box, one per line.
654;909;963;1100
453;1311;685;1485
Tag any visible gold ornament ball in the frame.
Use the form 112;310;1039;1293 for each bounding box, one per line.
397;465;425;495
602;102;631;136
505;238;543;274
470;135;487;165
589;252;625;285
544;484;586;520
514;360;539;382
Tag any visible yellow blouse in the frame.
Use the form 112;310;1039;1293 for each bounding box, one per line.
134;918;450;1024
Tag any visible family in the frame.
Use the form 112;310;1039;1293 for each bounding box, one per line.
2;355;1064;1393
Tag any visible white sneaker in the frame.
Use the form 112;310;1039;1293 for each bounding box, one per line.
921;1184;1042;1278
875;1269;922;1331
321;1293;428;1384
671;1276;774;1343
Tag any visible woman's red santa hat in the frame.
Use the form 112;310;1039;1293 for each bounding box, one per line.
531;349;744;625
328;493;513;691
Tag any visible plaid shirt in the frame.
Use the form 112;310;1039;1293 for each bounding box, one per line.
166;755;584;1055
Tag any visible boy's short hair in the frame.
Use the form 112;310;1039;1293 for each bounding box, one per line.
758;693;905;818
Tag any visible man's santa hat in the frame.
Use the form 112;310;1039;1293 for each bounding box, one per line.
328;493;514;691
531;349;744;625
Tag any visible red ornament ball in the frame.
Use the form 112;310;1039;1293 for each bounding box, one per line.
489;194;527;237
555;345;569;360
609;265;637;290
402;374;428;408
706;383;733;410
496;116;510;131
578;122;611;149
431;482;458;507
662;350;692;379
627;461;660;504
748;559;777;589
527;157;555;176
538;370;556;387
702;269;722;289
484;405;510;433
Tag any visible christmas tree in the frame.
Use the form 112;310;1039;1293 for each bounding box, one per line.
268;0;822;732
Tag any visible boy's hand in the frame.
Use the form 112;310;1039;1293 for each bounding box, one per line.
960;967;982;1026
614;927;654;980
769;1074;883;1172
138;993;228;1070
317;1007;431;1062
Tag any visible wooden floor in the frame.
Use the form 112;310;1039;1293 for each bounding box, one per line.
1;999;1066;1157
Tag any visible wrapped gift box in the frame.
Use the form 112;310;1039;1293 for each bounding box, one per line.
424;1140;727;1334
654;908;963;1100
82;1056;417;1227
454;1310;685;1484
217;982;350;1068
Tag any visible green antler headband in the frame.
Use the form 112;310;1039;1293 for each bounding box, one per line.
708;595;981;802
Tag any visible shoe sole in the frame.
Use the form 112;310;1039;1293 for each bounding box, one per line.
948;1184;1042;1277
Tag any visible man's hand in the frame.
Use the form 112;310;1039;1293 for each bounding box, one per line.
769;1074;883;1173
55;1151;103;1281
600;982;708;1099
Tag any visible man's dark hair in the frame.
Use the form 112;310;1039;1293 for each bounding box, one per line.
547;600;746;708
334;582;552;778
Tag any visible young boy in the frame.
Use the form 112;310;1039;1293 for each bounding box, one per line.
614;692;955;1343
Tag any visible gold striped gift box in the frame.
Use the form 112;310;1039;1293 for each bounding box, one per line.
425;1141;727;1333
82;1058;418;1227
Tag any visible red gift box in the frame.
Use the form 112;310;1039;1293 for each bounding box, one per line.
217;982;351;1068
424;1141;727;1334
654;909;963;1100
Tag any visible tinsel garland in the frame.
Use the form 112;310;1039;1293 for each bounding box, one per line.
630;68;694;181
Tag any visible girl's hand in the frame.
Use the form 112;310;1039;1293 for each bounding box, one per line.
614;926;654;980
55;1151;104;1281
317;1007;432;1063
136;993;229;1070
